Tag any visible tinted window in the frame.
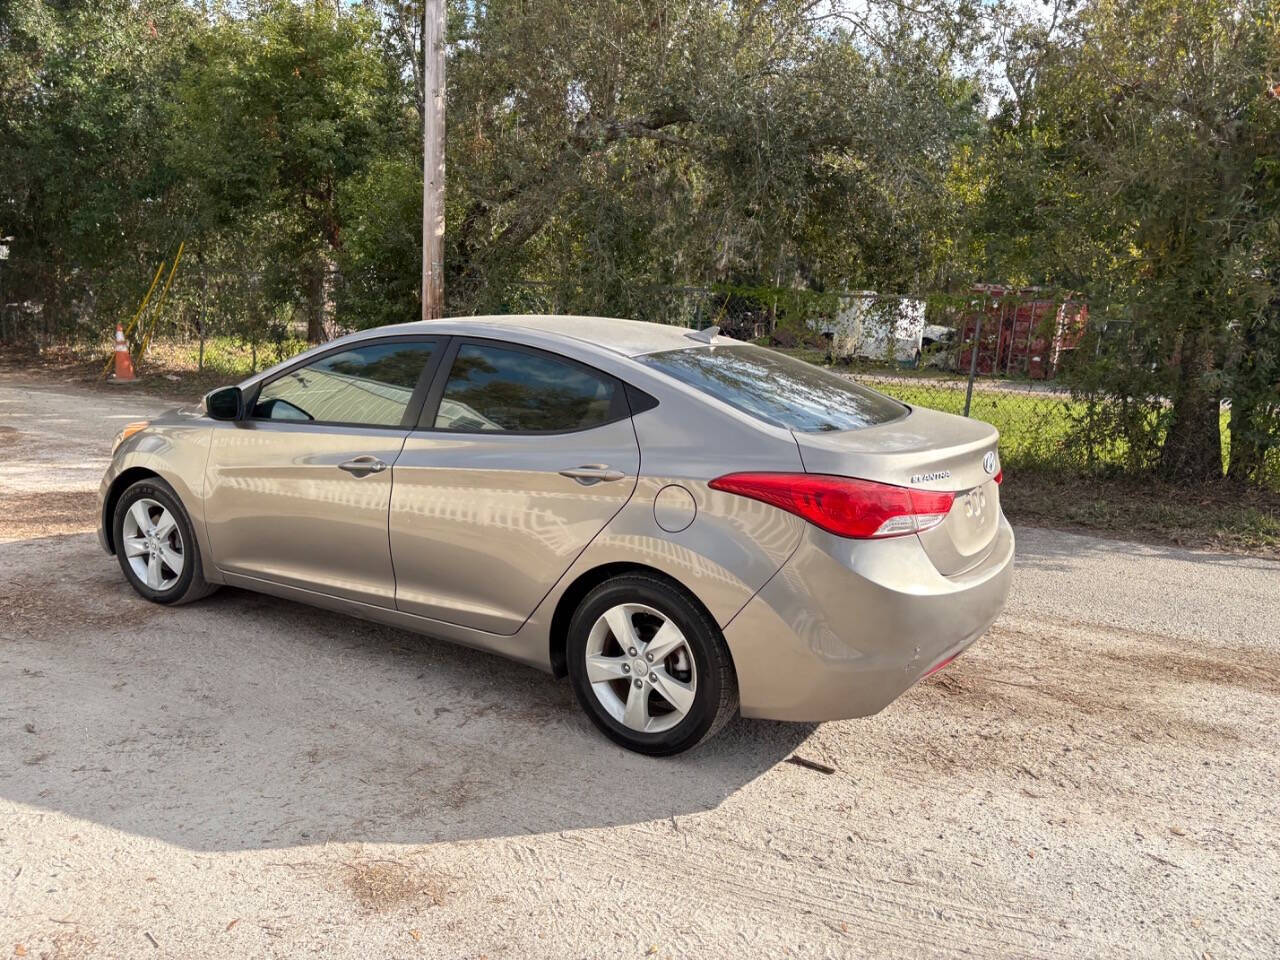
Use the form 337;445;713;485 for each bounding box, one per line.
434;343;618;433
253;341;435;427
640;344;906;432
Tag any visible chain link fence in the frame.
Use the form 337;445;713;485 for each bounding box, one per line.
3;277;1275;489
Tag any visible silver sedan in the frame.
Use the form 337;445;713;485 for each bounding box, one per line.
100;315;1013;755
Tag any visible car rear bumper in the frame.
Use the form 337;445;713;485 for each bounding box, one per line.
722;514;1014;722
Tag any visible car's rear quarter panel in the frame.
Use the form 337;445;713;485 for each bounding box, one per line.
597;374;810;625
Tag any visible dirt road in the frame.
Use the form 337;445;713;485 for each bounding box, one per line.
2;375;1278;959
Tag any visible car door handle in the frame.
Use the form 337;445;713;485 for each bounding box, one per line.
338;456;388;477
559;464;626;485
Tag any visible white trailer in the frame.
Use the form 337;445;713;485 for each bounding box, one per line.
811;293;928;365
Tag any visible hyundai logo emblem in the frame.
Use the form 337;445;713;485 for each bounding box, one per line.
982;451;997;475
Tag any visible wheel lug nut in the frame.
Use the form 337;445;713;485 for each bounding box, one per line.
645;652;653;662
622;664;629;673
628;647;637;657
633;678;643;689
649;673;657;682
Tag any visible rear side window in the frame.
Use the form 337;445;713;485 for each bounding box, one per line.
253;341;435;427
640;344;906;432
433;342;620;433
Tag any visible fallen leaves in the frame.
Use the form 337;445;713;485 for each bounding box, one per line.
342;861;446;913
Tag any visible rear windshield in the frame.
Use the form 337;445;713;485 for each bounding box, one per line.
639;344;907;433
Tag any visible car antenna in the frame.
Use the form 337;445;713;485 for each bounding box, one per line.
685;324;720;344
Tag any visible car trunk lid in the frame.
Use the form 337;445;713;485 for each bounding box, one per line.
793;405;1001;576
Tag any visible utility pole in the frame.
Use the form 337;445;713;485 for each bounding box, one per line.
421;0;446;321
0;237;12;343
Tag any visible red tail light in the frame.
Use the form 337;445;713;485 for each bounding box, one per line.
994;469;1003;485
709;473;955;539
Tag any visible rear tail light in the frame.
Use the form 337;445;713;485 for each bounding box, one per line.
708;473;955;539
994;468;1003;485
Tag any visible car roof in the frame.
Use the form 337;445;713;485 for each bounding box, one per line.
373;314;735;358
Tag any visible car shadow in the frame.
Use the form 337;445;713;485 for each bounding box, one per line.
1;533;816;852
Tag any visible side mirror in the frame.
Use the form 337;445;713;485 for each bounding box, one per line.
205;385;244;421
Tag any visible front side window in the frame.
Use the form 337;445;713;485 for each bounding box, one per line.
253;341;436;427
433;343;619;433
639;343;907;433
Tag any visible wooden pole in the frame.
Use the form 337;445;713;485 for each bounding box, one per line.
422;0;445;320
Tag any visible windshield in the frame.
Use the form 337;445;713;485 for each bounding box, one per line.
639;343;907;433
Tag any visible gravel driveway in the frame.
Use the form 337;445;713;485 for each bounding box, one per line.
2;374;1278;959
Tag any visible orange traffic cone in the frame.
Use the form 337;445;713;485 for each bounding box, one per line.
113;324;136;381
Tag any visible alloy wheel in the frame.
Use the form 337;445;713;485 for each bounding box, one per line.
584;602;697;733
120;497;185;591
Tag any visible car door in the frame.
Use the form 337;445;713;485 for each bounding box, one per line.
390;338;640;634
203;337;442;608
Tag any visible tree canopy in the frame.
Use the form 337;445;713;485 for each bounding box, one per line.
1;0;1277;485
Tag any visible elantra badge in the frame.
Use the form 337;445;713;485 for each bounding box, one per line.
982;451;997;475
910;470;951;484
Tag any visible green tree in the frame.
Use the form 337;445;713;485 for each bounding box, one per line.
1;0;200;335
334;153;424;329
441;0;987;316
974;0;1280;484
176;0;394;341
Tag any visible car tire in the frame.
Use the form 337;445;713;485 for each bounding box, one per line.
566;573;738;756
113;477;218;606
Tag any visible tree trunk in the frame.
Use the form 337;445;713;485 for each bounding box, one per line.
305;260;326;343
197;255;207;372
1226;394;1263;484
1225;296;1278;486
1160;322;1223;482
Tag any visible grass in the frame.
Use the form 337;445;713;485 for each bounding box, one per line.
148;335;310;383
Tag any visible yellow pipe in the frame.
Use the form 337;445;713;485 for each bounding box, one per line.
127;261;166;337
139;241;184;363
